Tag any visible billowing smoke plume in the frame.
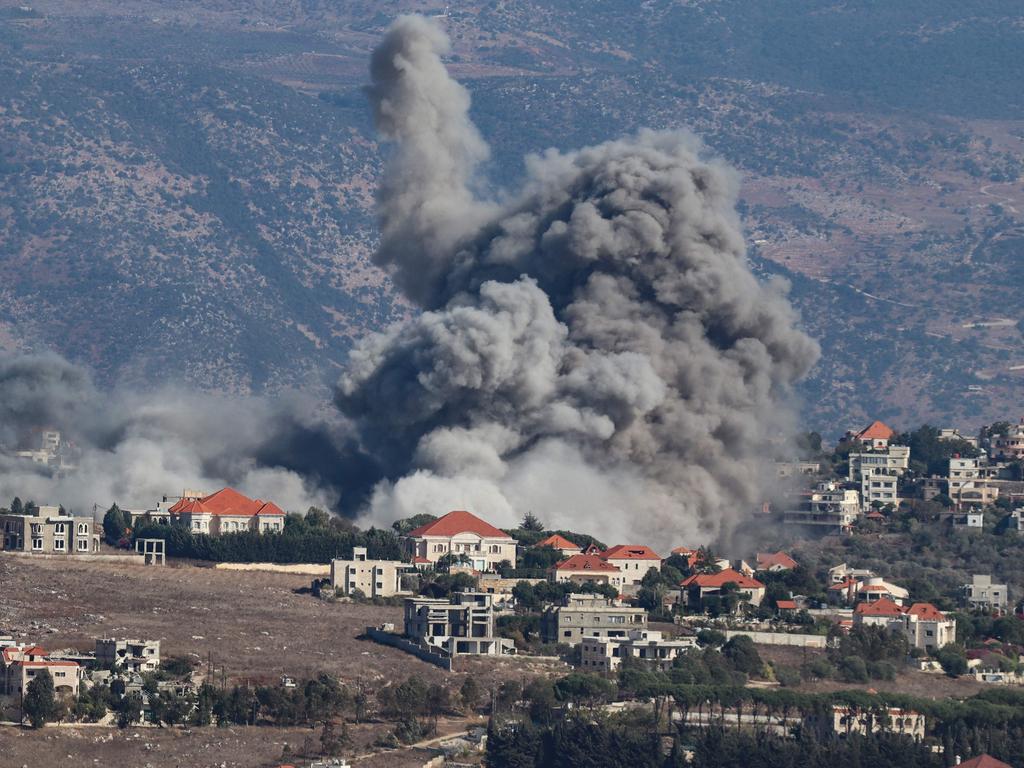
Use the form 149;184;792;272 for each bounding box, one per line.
0;351;335;516
0;16;819;547
340;15;820;544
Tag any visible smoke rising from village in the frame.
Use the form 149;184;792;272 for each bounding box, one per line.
0;15;818;546
339;15;820;544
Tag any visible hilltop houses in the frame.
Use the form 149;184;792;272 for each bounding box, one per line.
0;507;99;555
403;510;517;572
165;488;286;535
598;545;662;586
536;533;582;557
680;569;766;611
853;599;956;651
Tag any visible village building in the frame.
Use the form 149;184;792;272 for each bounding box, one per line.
579;629;697;675
814;704;925;740
0;507;99;555
549;553;622;589
953;510;985;529
598;545;662;587
853;599;956;651
403;592;514;657
848;443;909;511
755;552;797;572
95;638;161;674
962;575;1008;612
853;420;897;450
0;642;81;698
535;534;582;557
679;569;766;611
853;576;910;605
828;563;876;584
783;481;861;533
403;510;517;572
165;487;286;535
540;593;647;645
330;547;413;598
990;419;1024;461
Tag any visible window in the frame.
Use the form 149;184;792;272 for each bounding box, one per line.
77;523;88;535
563;630;572;638
77;539;88;551
32;538;43;551
54;539;66;551
54;523;66;534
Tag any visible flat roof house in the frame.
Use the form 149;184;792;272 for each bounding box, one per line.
0;508;99;555
404;510;517;572
403;591;514;657
331;547;413;598
540;593;647;645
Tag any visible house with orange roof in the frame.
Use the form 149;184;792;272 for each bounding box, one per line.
853;599;956;651
536;533;582;557
165;487;286;536
0;641;81;698
599;545;662;587
756;551;798;572
680;568;766;611
854;420;896;449
669;547;699;568
550;553;622;589
403;510;517;572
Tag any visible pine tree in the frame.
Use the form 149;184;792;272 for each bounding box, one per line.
23;669;56;728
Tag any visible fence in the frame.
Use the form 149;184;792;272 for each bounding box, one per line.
364;627;453;671
723;630;828;648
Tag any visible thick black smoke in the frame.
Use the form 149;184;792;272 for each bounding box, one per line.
338;15;820;544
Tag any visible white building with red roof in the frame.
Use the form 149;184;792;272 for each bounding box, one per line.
755;551;798;572
680;568;766;611
166;487;285;536
853;420;896;449
599;545;662;587
853;599;956;651
403;510;517;572
0;641;81;698
549;553;623;589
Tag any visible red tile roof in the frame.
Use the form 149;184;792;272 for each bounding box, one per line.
829;578;857;591
601;544;662;561
537;534;580;550
958;756;1013;768
856;420;895;441
407;510;512;539
756;551;798;570
681;569;765;590
854;598;904;617
776;600;798;610
906;602;947;621
168;487;284;518
553;554;620;573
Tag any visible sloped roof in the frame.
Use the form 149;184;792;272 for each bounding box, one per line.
756;551;798;570
537;534;580;550
681;568;765;590
168;487;284;518
776;600;798;610
601;544;662;561
906;602;947;621
407;510;512;539
958;756;1014;768
856;420;895;441
854;598;905;617
553;554;620;573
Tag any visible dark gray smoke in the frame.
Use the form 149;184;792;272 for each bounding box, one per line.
339;15;820;544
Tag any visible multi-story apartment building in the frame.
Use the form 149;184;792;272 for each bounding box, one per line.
403;592;514;656
580;630;697;675
962;575;1008;612
0;508;99;555
783;481;861;533
330;547;413;598
991;419;1024;461
948;456;1001;508
95;639;161;674
403;510;517;572
540;593;648;645
848;445;910;510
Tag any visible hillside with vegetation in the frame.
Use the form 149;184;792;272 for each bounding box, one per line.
0;0;1021;427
